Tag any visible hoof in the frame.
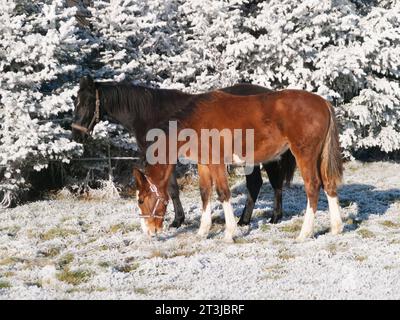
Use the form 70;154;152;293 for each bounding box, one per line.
295;233;313;242
223;235;234;243
169;219;184;229
237;218;250;226
331;222;343;235
197;229;209;239
269;215;282;224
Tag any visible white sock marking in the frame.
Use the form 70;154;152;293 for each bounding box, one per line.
198;202;212;237
325;192;343;235
222;201;237;242
297;199;315;241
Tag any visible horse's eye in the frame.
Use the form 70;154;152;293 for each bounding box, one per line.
138;199;144;205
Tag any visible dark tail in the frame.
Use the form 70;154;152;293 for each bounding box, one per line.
281;150;296;186
320;102;343;187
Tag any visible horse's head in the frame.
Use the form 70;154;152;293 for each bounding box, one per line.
71;75;100;142
133;167;169;236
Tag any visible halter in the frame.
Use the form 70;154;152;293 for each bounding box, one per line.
71;89;100;135
139;175;169;220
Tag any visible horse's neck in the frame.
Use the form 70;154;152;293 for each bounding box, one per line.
131;89;194;149
148;163;175;190
147;89;194;125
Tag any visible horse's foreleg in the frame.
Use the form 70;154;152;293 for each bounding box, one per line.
168;170;185;228
295;156;321;241
197;164;213;238
238;166;262;226
215;166;237;243
264;161;284;224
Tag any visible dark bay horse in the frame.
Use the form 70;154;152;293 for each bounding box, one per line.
71;76;295;226
133;90;343;242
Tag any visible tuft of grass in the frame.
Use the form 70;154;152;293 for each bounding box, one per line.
38;247;61;258
260;224;271;232
357;228;375;239
115;263;139;273
98;261;111;268
279;219;303;233
134;287;148;295
380;220;400;228
94;287;107;292
326;243;337;255
56;268;92;285
5;225;21;237
39;227;78;241
25;281;42;288
0;257;21;266
389;238;400;244
109;223;124;234
354;255;368;262
99;245;109;251
108;223;140;234
277;249;295;261
383;265;395;270
234;238;250;244
271;239;285;246
254;210;266;218
169;250;196;258
0;280;11;289
150;250;168;259
57;253;74;269
264;264;288;280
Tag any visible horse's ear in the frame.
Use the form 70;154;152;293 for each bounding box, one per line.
79;75;94;89
133;168;147;189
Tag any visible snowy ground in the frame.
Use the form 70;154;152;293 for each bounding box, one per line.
0;161;399;300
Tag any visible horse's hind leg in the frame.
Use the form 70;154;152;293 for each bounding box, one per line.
264;161;284;224
321;174;343;235
294;155;321;241
214;165;237;243
168;170;185;228
238;166;262;226
197;164;213;238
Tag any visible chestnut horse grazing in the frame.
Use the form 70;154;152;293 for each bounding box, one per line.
134;90;343;242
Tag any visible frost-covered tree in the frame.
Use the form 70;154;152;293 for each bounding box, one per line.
80;0;184;158
0;0;86;205
89;0;183;83
164;0;250;91
339;2;400;155
241;0;400;157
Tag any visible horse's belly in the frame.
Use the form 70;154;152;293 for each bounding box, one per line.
250;125;288;163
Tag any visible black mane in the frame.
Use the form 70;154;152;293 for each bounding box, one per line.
93;81;203;148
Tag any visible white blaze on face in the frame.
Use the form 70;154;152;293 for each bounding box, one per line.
136;190;152;236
